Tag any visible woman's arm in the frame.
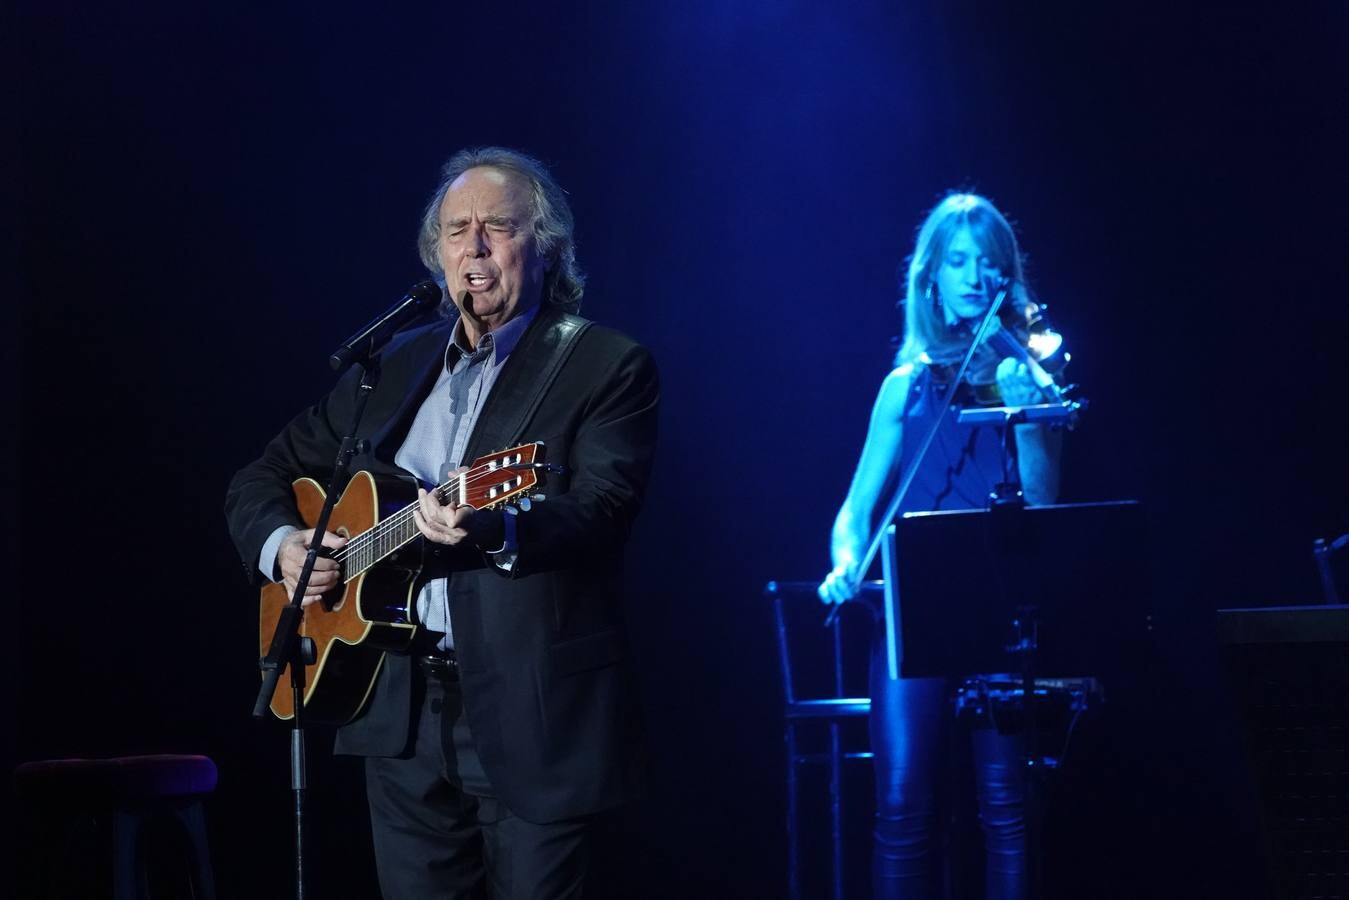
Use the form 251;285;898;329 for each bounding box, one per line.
1015;423;1063;505
819;365;914;604
995;357;1064;505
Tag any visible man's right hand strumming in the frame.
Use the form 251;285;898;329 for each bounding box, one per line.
277;528;347;607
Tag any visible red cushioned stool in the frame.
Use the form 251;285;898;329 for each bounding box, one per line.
14;754;218;900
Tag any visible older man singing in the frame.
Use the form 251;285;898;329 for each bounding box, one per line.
227;147;658;899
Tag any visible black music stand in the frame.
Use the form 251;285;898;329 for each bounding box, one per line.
879;500;1149;897
880;501;1148;681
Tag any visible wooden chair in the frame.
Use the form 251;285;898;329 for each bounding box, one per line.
766;579;881;900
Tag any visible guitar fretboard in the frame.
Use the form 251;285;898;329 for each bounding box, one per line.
338;480;458;582
333;443;537;582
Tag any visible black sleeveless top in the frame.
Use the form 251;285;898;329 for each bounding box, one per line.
896;364;1010;513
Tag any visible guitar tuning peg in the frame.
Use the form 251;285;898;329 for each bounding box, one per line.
517;497;532;512
531;494;546;503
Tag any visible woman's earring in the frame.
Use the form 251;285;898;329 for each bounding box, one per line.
931;283;960;327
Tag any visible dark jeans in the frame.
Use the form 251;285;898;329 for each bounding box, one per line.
364;668;594;900
870;645;1026;900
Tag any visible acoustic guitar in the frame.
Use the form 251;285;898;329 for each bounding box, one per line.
259;442;548;724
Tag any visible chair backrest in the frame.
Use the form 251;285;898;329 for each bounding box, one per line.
764;580;880;708
1314;534;1349;605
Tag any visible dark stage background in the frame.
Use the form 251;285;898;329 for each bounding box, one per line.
13;2;1349;897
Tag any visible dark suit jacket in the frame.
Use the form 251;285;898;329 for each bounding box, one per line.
225;306;658;823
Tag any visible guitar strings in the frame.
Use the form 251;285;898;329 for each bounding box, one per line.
332;464;514;560
330;491;505;578
326;455;537;573
330;478;504;575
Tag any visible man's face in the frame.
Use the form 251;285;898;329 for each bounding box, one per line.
935;225;1003;323
437;166;546;334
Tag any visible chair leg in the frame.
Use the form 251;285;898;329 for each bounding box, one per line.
829;721;843;900
786;723;801;900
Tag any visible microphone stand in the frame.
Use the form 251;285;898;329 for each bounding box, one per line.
253;356;383;900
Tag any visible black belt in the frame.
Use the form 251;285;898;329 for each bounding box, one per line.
415;651;460;682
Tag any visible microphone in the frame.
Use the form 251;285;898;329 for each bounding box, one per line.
458;289;486;330
330;281;442;372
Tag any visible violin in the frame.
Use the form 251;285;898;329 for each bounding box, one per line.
928;286;1070;407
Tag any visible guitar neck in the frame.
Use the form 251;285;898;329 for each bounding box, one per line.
340;442;541;581
341;477;460;581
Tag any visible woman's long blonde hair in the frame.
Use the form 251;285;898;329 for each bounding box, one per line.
895;193;1030;366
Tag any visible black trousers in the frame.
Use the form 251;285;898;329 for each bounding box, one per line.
869;642;1027;900
364;665;595;900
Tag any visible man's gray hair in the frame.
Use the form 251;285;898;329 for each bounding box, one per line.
417;147;584;313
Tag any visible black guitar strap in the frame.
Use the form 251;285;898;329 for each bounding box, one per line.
462;308;592;462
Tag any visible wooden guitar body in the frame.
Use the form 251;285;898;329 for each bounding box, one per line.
257;442;546;725
259;471;420;724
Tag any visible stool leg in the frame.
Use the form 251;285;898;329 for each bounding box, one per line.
173;800;217;900
112;808;148;900
18;809;61;900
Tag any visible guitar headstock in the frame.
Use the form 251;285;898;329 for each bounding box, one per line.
458;442;548;510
